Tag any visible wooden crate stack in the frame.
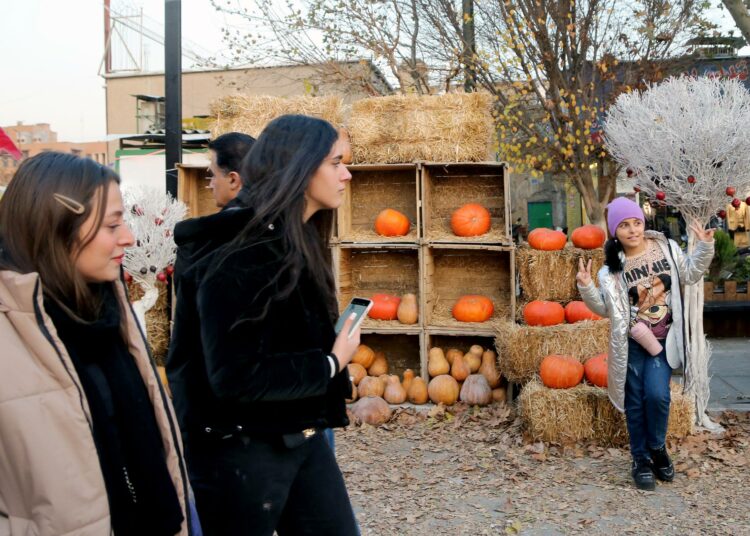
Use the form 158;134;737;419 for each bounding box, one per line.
333;162;514;384
176;163;218;219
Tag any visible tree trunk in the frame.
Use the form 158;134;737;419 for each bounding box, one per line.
682;230;724;432
722;0;750;48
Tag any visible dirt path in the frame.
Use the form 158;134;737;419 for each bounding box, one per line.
337;406;750;535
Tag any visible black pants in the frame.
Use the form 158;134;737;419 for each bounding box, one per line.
187;431;357;536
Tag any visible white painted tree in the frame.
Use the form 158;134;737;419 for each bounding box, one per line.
604;76;750;431
121;187;186;331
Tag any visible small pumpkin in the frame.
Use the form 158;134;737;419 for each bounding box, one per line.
539;354;584;389
523;300;565;326
427;374;460;405
479;349;501;388
384;375;407;404
397;293;418;324
463;350;481;373
445;348;463;366
584;353;608;387
402;369;415;393
337;127;353;165
428;348;450;377
407;377;429;404
571;224;606;249
452;295;494;323
352;344;375;368
369;293;401;320
450;352;470;382
460;374;492;406
374;208;410;237
357;375;385;398
351;396;392;425
528;228;567;251
492;386;507;403
450;203;491;237
348;363;367;386
368;352;389;376
564;301;602;323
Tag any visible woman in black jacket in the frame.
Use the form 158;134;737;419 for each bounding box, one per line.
181;115;360;535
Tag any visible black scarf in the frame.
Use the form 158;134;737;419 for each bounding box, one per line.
44;284;183;536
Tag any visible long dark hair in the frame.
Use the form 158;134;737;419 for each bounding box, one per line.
0;152;120;319
211;114;339;320
604;237;625;273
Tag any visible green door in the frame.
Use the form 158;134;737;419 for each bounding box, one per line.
527;201;553;230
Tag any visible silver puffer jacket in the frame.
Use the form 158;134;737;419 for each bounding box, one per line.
577;231;714;412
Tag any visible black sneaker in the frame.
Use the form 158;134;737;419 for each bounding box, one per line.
649;446;675;482
631;458;656;491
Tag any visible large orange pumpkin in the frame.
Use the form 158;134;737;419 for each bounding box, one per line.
571;224;606;249
539;354;584;389
528;228;567;250
450;203;492;237
452;295;494;322
564;301;602;323
374;209;410;237
369;293;401;320
584;353;608;387
523;300;565;326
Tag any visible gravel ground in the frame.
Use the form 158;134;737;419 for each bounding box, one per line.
337;405;750;535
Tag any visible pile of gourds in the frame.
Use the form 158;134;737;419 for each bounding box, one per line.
426;345;505;406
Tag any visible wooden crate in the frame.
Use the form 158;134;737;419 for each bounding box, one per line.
424;331;497;380
177;163;218;218
423;245;515;333
360;333;422;380
421;162;511;245
337;164;420;243
334;245;421;332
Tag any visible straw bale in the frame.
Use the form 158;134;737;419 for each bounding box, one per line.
341;228;419;243
349;92;495;164
210;95;345;138
520;380;694;445
495;320;610;383
128;281;170;365
516;245;604;302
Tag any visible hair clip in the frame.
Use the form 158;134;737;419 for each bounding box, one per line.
53;193;85;215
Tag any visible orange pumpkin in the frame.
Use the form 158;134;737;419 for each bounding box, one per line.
571;224;606;249
337;127;353;165
528;228;567;250
374;209;410;237
540;354;584;389
369;293;401;320
452;295;494;323
450;203;491;237
427;375;460;405
584;353;608;387
564;301;602;323
523;300;565;326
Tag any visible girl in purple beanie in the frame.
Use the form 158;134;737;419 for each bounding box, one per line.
576;196;715;491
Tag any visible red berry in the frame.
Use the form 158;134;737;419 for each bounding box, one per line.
746;197;750;206
123;271;133;283
633;186;641;193
726;186;736;197
156;272;167;282
626;168;634;178
165;265;175;276
687;175;696;184
717;210;727;219
590;131;603;144
732;198;741;209
155;217;164;226
655;191;666;201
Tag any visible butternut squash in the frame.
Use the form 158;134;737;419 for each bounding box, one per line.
396;293;418;324
428;347;450;377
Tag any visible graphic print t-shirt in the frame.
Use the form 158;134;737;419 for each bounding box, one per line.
623;239;672;340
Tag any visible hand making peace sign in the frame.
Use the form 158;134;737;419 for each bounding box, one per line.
689;220;716;242
576;258;593;287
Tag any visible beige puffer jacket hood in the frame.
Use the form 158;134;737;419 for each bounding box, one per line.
0;270;191;536
577;231;714;412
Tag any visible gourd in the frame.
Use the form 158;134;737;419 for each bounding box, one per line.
352;344;375;368
369;294;401;320
459;374;492;406
351;396;392;425
464;346;482;373
397;293;418;324
445;348;463;366
428;347;450;376
450;352;470;382
492;386;507;403
374;209;410;237
523;300;565;326
368;352;389;376
564;301;602;323
401;369;415;393
450;203;491;237
348;363;367;386
584;353;608;387
337;127;353;165
528;228;567;250
357;376;385;398
478;349;501;388
384;375;407;404
571;224;606;249
539;354;584;389
407;377;429;404
427;375;460;405
452;295;494;322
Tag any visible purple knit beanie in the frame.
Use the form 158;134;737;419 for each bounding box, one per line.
606;197;645;236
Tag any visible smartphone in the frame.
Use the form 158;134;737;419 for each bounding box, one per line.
334;297;373;338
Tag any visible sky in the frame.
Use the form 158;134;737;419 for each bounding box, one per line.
1;1;747;143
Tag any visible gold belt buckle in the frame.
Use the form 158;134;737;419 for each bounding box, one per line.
302;428;316;439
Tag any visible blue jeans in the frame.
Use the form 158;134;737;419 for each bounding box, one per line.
323;428;335;453
624;339;673;460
